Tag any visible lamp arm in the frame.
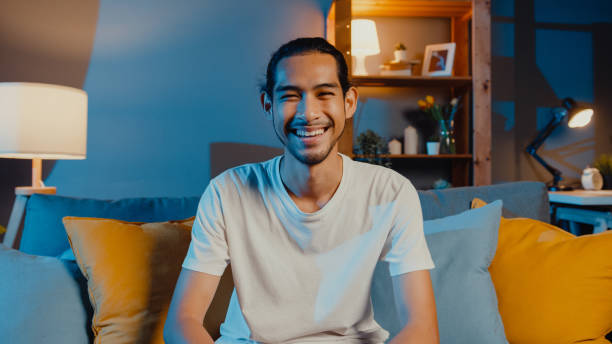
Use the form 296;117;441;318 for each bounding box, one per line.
526;111;565;187
526;110;564;152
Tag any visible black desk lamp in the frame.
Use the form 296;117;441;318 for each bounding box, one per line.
526;98;594;191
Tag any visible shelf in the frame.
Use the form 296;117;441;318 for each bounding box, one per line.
352;154;473;159
352;0;472;18
352;76;472;88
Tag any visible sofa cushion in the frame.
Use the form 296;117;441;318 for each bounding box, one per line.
473;198;612;343
0;243;91;343
20;194;200;257
418;181;549;222
493;218;612;343
372;200;507;343
63;216;193;344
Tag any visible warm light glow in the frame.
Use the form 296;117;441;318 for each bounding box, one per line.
0;82;88;160
568;108;593;128
351;19;380;57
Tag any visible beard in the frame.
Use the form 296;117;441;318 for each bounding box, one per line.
287;124;344;165
272;116;345;166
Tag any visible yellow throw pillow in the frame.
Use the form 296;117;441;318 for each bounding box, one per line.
63;216;194;344
471;198;612;343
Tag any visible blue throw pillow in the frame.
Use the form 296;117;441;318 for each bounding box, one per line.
371;200;507;343
0;244;92;343
20;194;200;256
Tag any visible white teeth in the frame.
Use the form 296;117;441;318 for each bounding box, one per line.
296;128;325;137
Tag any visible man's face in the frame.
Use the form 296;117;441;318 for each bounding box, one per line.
262;53;357;165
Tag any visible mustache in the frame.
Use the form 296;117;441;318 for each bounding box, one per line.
287;118;332;129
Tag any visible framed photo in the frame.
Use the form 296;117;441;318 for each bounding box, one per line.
422;42;456;76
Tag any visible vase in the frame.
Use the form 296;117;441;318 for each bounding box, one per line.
438;119;456;154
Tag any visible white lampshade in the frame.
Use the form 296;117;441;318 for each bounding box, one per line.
351;19;380;57
0;82;87;160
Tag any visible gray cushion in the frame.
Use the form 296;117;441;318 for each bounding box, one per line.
20;194;200;257
372;201;507;343
418;181;549;222
0;244;91;343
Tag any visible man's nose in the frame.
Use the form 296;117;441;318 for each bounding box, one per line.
296;94;321;122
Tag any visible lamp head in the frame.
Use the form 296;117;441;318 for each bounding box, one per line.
351;19;380;57
560;97;594;128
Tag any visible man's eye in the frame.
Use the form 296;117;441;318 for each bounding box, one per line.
280;94;298;100
318;92;334;97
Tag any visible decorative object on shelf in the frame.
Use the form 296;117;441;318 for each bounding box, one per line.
422;42;456;76
426;136;440;155
418;95;461;154
355;130;391;167
403;125;418;155
351;19;380;76
593;154;612;189
378;42;421;76
0;82;88;248
394;42;407;62
388;138;402;155
433;179;451;190
581;167;604;191
526;97;594;191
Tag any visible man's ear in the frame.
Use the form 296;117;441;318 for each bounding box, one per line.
343;86;359;120
260;92;273;120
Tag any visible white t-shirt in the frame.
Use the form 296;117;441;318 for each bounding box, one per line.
182;154;434;343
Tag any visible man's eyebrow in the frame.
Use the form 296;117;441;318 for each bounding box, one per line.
275;83;340;93
313;83;340;89
275;85;302;93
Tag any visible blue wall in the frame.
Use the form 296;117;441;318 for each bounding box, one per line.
46;0;331;198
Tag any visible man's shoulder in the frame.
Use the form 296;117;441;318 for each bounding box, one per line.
348;158;412;187
210;156;279;190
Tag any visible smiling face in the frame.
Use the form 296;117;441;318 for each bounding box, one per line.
261;53;357;165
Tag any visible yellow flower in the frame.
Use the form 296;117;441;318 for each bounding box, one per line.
426;95;435;105
0;225;5;235
418;99;427;109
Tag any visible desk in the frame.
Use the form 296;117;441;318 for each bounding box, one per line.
549;190;612;235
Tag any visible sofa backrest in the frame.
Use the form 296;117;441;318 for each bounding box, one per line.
418;181;549;222
20;194;201;257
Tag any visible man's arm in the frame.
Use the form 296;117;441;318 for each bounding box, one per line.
164;268;222;344
389;269;439;344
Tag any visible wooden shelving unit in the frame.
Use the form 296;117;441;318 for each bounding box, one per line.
327;0;491;187
353;154;473;160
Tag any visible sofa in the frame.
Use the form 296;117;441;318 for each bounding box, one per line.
1;180;611;343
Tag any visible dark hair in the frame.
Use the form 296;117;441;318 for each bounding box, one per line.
260;37;351;99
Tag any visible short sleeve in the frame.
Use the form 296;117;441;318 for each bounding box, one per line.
380;182;435;276
182;181;230;276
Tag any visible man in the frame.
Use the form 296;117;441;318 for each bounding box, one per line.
164;37;439;343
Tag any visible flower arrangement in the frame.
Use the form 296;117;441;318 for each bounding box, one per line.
417;95;461;122
417;95;461;154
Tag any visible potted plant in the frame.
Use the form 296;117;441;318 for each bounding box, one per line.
394;42;407;62
355;130;391;167
594;154;612;189
426;134;440;155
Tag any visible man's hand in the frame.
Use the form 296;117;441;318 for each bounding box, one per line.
389;269;439;344
164;268;221;344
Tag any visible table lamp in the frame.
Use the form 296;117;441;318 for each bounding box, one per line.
0;82;87;247
351;19;380;76
526;97;594;191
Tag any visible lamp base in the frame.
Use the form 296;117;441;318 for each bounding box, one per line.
15;186;57;196
548;184;574;192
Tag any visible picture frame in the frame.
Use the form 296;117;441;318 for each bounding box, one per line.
422;42;456;76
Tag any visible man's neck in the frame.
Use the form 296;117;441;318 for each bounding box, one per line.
280;149;343;212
